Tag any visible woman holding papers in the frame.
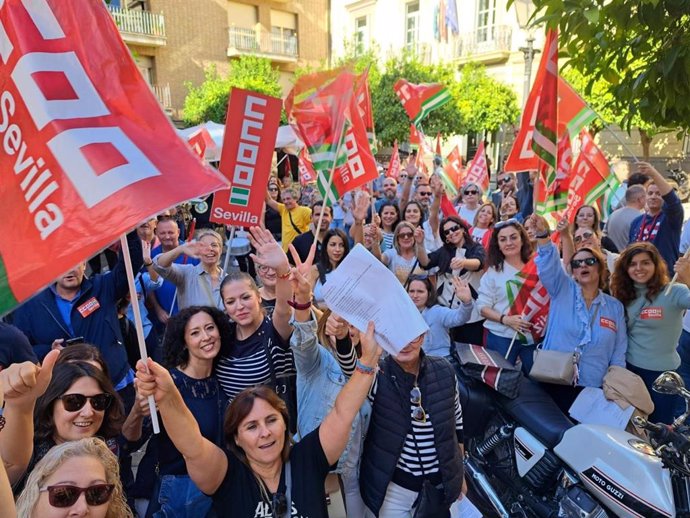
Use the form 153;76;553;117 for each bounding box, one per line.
134;322;381;518
407;275;474;359
611;242;690;424
531;215;627;413
476;219;536;367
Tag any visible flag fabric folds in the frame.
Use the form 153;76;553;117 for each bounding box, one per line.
394;79;451;126
387;140;401;180
464;141;490;192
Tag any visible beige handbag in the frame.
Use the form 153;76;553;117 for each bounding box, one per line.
529;348;578;385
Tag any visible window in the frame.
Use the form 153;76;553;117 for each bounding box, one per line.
476;0;496;43
354;16;368;53
405;2;419;50
270;10;298;56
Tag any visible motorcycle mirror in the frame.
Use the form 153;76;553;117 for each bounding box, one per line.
653;371;685;395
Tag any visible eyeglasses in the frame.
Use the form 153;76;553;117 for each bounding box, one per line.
464;190;479;195
410;385;427;422
40;484;114;507
443;225;462;236
497;177;513;185
59;393;113;413
417;191;432;197
574;231;595;244
398;232;414;239
570;257;598;269
494;218;519;230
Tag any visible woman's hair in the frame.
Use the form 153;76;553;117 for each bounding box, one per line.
163;306;233;369
317;229;350;284
194;228;224;248
472;202;498;228
268;178;282;202
393;221;416;254
55;343;109;377
487;221;533;271
572;247;608;291
403;200;426;225
439;216;472;247
377;201;401;231
224;385;291;465
34;363;124;443
407;276;437;308
610;242;669;307
16;437;132;518
573;204;601;234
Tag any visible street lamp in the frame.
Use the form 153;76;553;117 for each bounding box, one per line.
514;0;539;109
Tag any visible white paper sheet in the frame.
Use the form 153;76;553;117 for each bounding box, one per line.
450;495;482;518
568;386;635;429
322;244;429;355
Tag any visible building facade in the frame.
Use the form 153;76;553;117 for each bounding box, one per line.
108;0;329;121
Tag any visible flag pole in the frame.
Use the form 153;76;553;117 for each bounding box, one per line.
312;148;340;242
168;218;196;316
120;234;160;434
665;247;690;295
222;225;237;272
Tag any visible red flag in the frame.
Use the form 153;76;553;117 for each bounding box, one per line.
394;79;451;125
440;193;460;219
532;29;559;172
187;127;215;160
355;68;377;153
435;133;442;156
297;149;318;186
558;78;597;136
387;141;401;180
443;145;464;189
464;142;489;192
0;0;228;314
579;130;610;178
563;151;608;224
410;124;421;145
506;259;550;343
211;88;282;226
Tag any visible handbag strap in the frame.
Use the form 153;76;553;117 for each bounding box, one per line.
287;209;302;235
403;258;420;289
282;461;292;518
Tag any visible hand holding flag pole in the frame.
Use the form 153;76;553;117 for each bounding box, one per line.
120;234;160;434
665;248;690;295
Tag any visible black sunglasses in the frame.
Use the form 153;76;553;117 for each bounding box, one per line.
59;393;113;413
417;191;432;196
464;189;479;195
40;484;114;507
410;385;427;422
570;257;598;269
497;177;513;185
443;225;462;236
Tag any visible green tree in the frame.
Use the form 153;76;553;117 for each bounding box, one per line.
528;0;690;133
183;56;283;126
452;63;520;134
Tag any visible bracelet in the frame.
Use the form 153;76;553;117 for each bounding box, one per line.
0;401;5;432
499;315;505;325
144;261;153;267
355;359;377;375
276;269;291;280
286;297;311;310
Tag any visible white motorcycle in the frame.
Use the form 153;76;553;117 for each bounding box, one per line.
460;370;690;517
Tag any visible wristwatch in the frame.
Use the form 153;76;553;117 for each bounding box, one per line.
535;230;550;239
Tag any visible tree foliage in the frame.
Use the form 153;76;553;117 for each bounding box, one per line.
183;56;283;126
452;63;520;134
529;0;690;133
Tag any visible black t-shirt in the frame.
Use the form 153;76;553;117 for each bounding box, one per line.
290;232;321;265
212;427;330;518
0;322;37;369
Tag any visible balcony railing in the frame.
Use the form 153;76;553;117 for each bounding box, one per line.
227;27;298;61
456;25;512;63
108;5;166;46
151;83;172;111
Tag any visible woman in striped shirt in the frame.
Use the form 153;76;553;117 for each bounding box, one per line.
214;227;313;433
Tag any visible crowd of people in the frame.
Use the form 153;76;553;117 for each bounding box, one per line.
2;155;690;518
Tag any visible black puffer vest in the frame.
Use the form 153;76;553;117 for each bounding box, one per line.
360;353;464;516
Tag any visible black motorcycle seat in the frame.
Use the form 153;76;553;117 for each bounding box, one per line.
499;377;574;448
456;371;496;440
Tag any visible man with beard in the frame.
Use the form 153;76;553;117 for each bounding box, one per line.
291;201;333;263
629;162;684;272
375;178;399;212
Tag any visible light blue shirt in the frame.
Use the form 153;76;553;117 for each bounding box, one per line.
421;302;473;357
535;243;627;387
126;271;163;338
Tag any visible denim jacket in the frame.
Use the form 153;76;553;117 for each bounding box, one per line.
289;315;370;476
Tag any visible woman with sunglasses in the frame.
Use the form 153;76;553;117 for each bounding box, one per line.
477;219;537;366
377;201;401;252
264;179;282;242
572;204;618;253
122;306;230;518
371;221;427;285
310;229;350;310
530;215;627;411
15;437;132;518
610;242;690;424
134;320;381;518
470;202;497;250
455;182;482;225
415;216;487;345
559;219;619;281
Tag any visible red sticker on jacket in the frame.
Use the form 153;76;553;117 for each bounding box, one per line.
77;297;101;318
600;317;617;331
640;307;663;320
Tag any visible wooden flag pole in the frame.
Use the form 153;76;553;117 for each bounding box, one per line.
665;247;690;295
119;234;160;434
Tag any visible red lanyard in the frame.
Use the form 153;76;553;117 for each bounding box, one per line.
635;212;660;242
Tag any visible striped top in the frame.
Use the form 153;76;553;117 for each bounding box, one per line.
215;317;296;401
370;377;463;477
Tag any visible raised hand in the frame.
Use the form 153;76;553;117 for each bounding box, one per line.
142;240;152;264
528;214;550;236
0;349;60;406
430;174;444;196
325;312;349;340
135;358;177;405
248;226;290;274
451;277;472;304
414;226;425;246
288;243;313;301
181;240;208;259
556;216;570;236
358;321;382;368
352;191;370;223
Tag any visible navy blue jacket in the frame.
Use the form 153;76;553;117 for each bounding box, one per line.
12;233;142;385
